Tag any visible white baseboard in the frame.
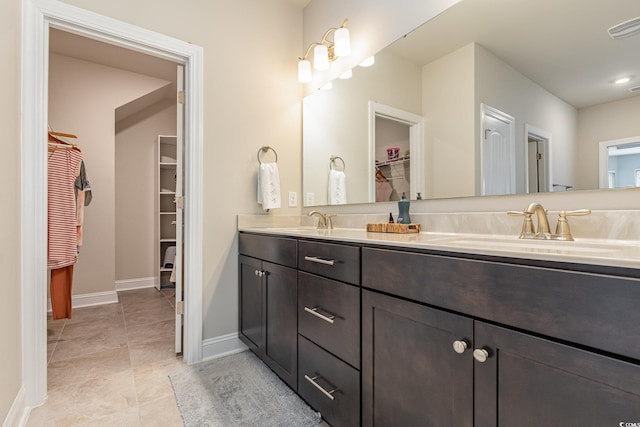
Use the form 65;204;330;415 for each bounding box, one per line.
47;290;119;312
2;386;29;427
115;276;156;291
202;333;248;361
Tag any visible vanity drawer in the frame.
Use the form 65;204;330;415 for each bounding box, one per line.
298;240;360;285
298;335;360;427
362;247;640;361
298;272;360;368
239;232;297;268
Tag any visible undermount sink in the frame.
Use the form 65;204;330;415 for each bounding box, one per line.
434;235;627;254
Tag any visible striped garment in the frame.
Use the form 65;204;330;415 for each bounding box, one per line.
48;148;83;269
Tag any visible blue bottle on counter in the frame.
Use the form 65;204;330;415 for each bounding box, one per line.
397;192;411;224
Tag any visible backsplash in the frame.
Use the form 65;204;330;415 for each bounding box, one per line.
238;210;640;242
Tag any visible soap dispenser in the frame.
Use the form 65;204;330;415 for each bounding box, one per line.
397;192;411;224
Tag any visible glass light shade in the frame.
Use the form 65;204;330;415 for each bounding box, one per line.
298;60;312;83
339;69;353;79
359;56;375;67
314;44;329;71
334;27;351;57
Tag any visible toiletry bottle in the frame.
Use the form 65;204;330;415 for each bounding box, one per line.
397;192;411;224
388;212;394;223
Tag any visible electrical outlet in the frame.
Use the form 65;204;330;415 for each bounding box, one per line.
305;192;315;206
288;191;297;207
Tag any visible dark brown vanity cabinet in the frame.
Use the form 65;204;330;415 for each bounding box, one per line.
474;321;640;426
297;240;361;427
362;247;640;427
239;232;640;426
362;289;474;426
238;233;298;390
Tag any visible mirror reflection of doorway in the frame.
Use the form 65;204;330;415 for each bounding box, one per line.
524;124;552;193
368;101;424;202
599;137;640;189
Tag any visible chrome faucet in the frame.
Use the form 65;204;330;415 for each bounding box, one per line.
308;211;335;229
524;202;552;239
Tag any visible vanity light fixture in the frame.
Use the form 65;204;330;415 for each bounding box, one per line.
608;16;640;39
298;18;350;83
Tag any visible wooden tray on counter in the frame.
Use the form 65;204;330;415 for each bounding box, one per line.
366;223;421;234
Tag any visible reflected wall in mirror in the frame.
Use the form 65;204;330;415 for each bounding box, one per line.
302;0;640;206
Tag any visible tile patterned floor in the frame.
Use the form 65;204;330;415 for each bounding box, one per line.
27;287;186;427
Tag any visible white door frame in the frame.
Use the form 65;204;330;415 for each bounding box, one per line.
21;0;204;406
368;101;425;201
599;136;640;189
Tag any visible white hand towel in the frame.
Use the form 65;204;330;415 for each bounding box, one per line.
328;169;347;205
257;162;281;211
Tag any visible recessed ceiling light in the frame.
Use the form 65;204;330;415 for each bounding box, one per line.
359;56;375;67
614;77;632;85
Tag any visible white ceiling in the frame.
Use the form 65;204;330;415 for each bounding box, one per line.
387;0;640;109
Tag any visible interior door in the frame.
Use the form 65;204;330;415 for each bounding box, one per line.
174;65;184;354
481;105;515;196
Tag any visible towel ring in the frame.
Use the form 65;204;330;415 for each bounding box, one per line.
329;155;345;171
257;146;278;164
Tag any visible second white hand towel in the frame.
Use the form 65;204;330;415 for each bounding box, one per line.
257;162;281;211
328;169;347;205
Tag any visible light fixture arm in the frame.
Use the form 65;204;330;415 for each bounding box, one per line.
299;18;349;61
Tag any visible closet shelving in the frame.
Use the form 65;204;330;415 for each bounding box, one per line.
156;135;177;289
375;155;410;168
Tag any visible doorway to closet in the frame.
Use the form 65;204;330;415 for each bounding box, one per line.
49;27;185;352
21;0;204;407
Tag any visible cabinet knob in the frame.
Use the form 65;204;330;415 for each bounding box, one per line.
452;340;468;354
473;348;490;363
254;270;265;277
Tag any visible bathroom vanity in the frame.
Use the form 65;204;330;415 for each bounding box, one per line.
238;228;640;426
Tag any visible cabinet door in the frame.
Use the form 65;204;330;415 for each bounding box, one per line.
263;261;298;390
474;321;640;427
238;255;264;355
362;290;473;427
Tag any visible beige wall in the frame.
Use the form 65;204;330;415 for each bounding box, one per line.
49;53;171;295
115;101;177;281
577;96;640;190
422;43;475;199
474;44;578;193
0;0;22;420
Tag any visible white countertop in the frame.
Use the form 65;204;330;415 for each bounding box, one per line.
238;226;640;271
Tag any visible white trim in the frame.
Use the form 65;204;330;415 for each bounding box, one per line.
21;0;204;407
2;386;29;427
46;291;119;312
115;277;156;291
599;135;640;189
202;333;249;361
368;101;425;201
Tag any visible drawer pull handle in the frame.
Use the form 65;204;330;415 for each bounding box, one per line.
304;256;335;266
304;374;337;401
304;306;336;324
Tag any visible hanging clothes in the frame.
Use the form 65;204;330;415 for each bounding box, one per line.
74;161;92;247
48;147;83;319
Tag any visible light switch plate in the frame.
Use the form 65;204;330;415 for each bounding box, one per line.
288;191;297;207
305;192;315;206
